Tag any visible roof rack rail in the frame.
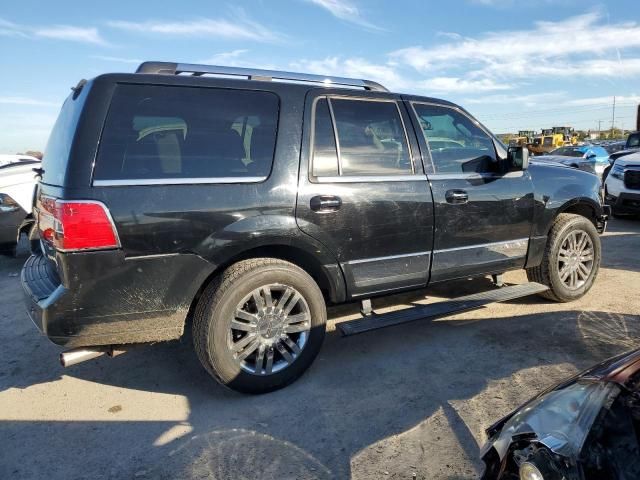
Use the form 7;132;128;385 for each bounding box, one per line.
135;61;389;92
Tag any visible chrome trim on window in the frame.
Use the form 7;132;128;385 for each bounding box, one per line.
426;171;525;181
346;250;431;265
314;174;427;183
92;176;268;186
427;173;484;181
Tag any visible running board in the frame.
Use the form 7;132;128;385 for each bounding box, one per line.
338;282;548;337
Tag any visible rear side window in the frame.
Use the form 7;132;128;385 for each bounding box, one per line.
628;134;640;148
42;86;89;186
94;85;279;183
311;96;412;178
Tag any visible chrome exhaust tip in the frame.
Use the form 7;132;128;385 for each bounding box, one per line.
60;347;110;367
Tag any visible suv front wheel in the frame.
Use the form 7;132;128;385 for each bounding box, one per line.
527;213;601;302
193;258;327;394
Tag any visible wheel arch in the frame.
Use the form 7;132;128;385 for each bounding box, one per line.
184;243;346;331
556;198;599;228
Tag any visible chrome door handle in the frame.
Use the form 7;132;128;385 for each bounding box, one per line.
310;195;342;212
445;189;468;204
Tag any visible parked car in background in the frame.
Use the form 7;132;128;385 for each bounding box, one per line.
21;62;608;393
536;145;609;176
603;132;640;182
0;155;40;255
601;140;627;154
604;151;640;218
607;132;640;164
481;348;640;480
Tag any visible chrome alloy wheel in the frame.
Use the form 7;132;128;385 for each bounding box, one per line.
557;229;594;290
229;284;311;376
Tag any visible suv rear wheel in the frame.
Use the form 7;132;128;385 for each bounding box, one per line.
193;258;326;394
527;213;601;302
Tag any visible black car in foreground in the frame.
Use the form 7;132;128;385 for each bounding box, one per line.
22;62;608;393
482;348;640;480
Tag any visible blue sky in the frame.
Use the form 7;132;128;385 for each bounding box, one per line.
1;0;639;153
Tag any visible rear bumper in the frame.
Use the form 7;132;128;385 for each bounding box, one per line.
21;252;214;347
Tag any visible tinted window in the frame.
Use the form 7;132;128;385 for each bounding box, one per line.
95;85;279;181
330;99;411;176
42;87;89;186
413;104;497;174
312;98;339;177
628;134;640;148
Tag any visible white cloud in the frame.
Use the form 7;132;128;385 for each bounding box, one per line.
0;18;108;45
463;91;567;108
107;13;282;43
420;77;512;93
289;57;516;94
34;25;107;45
390;11;640;81
197;49;249;65
564;95;640;107
0;18;28;37
0;96;60;107
291;57;409;91
305;0;382;30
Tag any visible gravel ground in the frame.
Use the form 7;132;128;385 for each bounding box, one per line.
1;218;639;479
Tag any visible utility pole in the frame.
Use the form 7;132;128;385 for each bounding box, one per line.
611;96;616;136
598;120;602;139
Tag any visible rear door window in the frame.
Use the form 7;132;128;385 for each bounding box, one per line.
310;96;413;178
94;85;279;183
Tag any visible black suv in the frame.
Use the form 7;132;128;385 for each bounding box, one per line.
22;62;608;393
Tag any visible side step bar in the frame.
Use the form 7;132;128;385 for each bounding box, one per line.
338;282;548;337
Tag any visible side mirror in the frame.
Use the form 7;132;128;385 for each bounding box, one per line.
585;151;597;159
507;145;529;171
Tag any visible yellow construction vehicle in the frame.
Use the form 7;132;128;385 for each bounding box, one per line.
529;127;577;155
508;130;536;148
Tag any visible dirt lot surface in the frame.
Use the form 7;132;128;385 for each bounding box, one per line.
1;218;639;479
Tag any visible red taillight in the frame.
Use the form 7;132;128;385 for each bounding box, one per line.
38;196;119;252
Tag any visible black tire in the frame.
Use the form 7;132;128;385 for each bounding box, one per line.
526;213;601;302
193;258;326;394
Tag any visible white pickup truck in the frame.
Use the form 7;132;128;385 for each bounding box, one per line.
0;154;41;255
604;151;640;217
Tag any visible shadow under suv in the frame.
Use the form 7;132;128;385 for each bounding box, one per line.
22;62;608;393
